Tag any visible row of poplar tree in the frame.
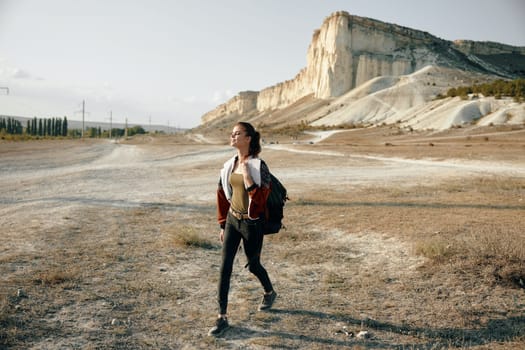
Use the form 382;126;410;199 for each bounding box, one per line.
0;116;68;136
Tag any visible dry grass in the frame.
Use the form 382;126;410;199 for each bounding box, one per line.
1;127;524;349
167;225;217;250
269;179;525;349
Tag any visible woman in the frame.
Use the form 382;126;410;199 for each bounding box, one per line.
208;122;277;337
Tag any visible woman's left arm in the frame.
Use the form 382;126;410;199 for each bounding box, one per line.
246;161;270;219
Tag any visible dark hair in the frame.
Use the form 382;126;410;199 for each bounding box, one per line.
237;122;261;156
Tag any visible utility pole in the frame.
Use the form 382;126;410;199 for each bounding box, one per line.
125;117;128;138
109;110;112;139
82;100;85;138
74;100;89;139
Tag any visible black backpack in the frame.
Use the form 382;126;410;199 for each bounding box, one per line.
264;173;288;234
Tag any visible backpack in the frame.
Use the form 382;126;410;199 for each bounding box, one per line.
264;173;288;234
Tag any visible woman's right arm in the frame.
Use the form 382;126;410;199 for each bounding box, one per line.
217;178;229;229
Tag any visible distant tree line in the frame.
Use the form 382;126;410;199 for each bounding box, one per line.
84;125;146;138
0;116;68;137
1;116;148;139
440;78;525;101
26;117;68;137
0;117;24;134
119;125;147;137
67;125;146;138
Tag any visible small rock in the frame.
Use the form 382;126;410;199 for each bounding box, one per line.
333;324;354;337
357;330;370;339
111;318;120;326
17;289;27;298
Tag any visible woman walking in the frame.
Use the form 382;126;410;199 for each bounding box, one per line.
208;122;277;337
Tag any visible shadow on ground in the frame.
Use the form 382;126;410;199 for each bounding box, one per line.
220;308;525;349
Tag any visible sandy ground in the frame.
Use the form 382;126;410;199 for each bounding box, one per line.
1;128;524;349
2;132;521;223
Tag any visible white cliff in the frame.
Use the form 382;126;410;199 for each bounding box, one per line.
201;11;525;129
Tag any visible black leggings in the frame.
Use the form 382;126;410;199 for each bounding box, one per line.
218;213;273;315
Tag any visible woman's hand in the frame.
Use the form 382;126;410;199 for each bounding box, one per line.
240;160;254;188
219;228;225;243
240;160;249;176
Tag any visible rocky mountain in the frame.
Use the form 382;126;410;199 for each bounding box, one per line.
201;11;525;131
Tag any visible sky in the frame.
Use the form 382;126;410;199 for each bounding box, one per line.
0;0;524;129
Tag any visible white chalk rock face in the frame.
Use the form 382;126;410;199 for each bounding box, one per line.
307;13;353;98
201;11;524;127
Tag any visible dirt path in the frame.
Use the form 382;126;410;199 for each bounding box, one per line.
266;143;525;187
1;138;524;349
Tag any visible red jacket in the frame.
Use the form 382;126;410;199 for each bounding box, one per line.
217;155;270;228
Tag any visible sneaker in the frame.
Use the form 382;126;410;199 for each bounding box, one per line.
208;317;229;337
258;290;277;311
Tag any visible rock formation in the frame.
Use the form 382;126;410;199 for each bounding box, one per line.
201;11;525;129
